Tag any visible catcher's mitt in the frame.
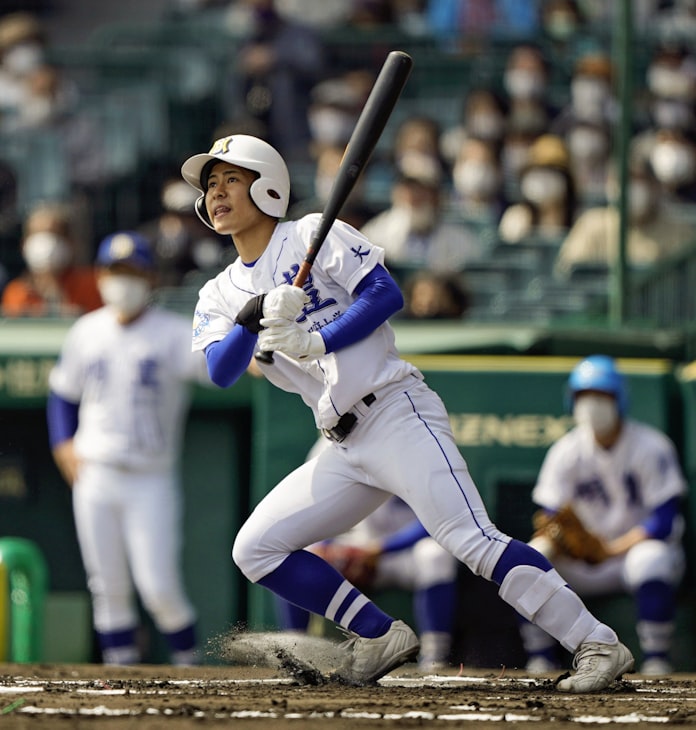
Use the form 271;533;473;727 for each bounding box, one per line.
314;544;379;590
532;505;609;564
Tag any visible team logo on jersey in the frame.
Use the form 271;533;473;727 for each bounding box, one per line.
139;358;159;388
193;310;210;339
351;244;370;262
281;265;336;321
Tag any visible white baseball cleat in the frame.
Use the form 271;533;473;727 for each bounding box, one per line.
640;657;673;676
526;655;560;675
556;641;634;693
334;620;419;685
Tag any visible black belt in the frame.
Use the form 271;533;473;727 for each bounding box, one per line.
323;393;376;443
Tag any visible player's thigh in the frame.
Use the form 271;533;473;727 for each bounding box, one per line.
373;550;417;591
238;445;391;555
356;383;506;571
122;474;183;588
72;463;130;587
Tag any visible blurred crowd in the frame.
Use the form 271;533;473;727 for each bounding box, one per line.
2;0;696;322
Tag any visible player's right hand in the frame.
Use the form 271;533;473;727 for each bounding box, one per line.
263;284;308;322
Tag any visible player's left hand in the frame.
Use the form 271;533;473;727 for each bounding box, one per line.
258;318;326;359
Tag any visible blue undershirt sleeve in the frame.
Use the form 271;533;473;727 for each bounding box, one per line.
641;497;680;540
46;392;79;448
320;264;403;354
381;520;430;553
205;326;257;388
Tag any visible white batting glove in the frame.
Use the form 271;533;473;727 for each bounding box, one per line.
262;284;308;322
258;318;326;359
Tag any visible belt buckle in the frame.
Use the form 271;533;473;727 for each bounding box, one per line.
323;412;357;443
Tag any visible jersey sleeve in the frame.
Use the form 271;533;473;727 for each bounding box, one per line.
636;426;687;508
311;218;385;295
168;312;211;384
48;320;86;402
192;276;238;353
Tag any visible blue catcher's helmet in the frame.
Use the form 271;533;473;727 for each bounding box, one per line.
565;355;628;416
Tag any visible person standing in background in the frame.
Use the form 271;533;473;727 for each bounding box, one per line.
47;231;209;665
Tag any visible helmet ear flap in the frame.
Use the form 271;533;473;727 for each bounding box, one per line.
249;176;288;218
194;193;215;230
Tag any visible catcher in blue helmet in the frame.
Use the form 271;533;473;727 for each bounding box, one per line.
522;355;687;677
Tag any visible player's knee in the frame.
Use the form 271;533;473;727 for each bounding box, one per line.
141;589;195;632
413;538;457;588
623;540;683;589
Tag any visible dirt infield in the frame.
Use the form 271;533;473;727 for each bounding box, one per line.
3;660;696;728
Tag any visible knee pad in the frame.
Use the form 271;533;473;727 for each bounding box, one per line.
413;538;457;589
623;540;684;590
498;564;566;621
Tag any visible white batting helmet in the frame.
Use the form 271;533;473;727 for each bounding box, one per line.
180;135;290;228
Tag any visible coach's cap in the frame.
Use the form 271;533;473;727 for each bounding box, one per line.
96;231;154;269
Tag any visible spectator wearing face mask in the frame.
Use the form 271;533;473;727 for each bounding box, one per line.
566;120;613;208
440;88;507;167
644;129;696;207
360;151;487;279
450;136;507;226
498;134;577;244
0;12;46;122
631;47;696;175
502;44;556;138
1;202;102;317
550;52;618;138
554;161;695;280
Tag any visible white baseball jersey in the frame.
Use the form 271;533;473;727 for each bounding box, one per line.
49;305;209;472
192;214;420;429
533;420;687;541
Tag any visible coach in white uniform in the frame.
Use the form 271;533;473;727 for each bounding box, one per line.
182;134;634;691
522;355;686;676
47;231;209;665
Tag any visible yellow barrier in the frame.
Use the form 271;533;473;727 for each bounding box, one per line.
0;538;48;663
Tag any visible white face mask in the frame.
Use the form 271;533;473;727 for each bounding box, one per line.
504;69;546;100
520;168;567;204
23;232;72;273
453;161;500;198
466;113;505;142
573;394;619;437
650;142;696;186
3;42;43;76
308;107;356;146
98;275;151;318
568;127;609;163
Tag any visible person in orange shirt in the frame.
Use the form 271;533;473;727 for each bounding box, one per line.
2;202;101;317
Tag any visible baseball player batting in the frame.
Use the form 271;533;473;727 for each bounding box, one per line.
182;133;633;690
47;232;210;666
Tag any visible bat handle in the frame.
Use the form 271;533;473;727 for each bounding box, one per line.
254;263;313;365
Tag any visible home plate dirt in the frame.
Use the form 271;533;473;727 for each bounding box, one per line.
2;631;696;728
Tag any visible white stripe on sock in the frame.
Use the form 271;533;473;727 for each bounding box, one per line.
325;581;353;621
339;593;369;629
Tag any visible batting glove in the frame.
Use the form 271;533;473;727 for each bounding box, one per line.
258;318;326;359
263;284;308;322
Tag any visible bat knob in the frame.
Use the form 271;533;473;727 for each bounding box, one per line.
255;350;275;365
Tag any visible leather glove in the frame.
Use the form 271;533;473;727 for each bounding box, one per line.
235;294;266;334
263;284;308;322
258;318;326;359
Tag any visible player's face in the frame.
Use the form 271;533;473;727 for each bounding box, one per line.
204;162;266;237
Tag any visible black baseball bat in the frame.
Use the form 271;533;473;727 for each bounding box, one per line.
256;50;413;364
